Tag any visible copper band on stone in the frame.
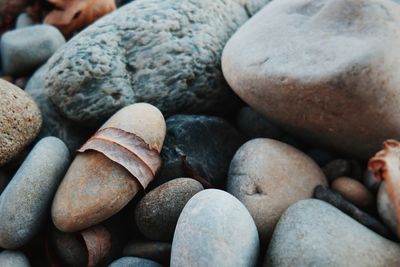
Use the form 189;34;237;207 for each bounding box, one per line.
77;127;162;189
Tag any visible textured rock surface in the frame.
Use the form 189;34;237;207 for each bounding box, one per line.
0;137;70;249
222;0;400;159
109;257;162;267
0;79;42;166
135;178;203;242
265;199;400;267
227;138;327;243
377;182;397;236
123;240;171;265
44;0;271;124
0;250;30;267
171;189;259;267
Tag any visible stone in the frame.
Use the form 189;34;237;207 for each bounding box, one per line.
331;177;374;209
265;199;400;267
364;169;382;193
377;182;398;236
227;138;327;243
52;103;166;232
222;0;400;159
123;240;171;266
135;178;203;242
0;79;42;166
25;65;93;152
44;0;271;125
171;189;259;267
236;106;282;140
306;148;335;166
322;159;353;182
0;137;70;249
109;257;162;267
1;25;65;76
15;13;34;28
157;115;245;188
0;250;30;267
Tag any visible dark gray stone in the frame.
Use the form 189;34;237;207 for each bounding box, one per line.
108;257;162;267
123;240;171;266
171;189;259;267
1;25;65;76
0;250;30;267
265;199;400;267
44;0;271;124
157;115;245;188
322;159;353;182
25;66;93;152
0;137;70;248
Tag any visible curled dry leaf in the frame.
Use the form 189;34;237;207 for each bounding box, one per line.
44;0;116;37
81;225;112;267
78;127;162;189
368;139;400;237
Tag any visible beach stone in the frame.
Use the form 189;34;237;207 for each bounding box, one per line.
157;115;245;188
332;177;374;209
123;240;171;265
1;25;65;76
227;138;327;243
44;0;271;124
266;199;400;267
15;13;34;28
322;159;353;182
25;65;93;152
135;178;203;242
377;183;398;236
0;137;70;249
109;257;162;267
0;79;42;166
171;189;259;267
0;250;30;267
222;0;400;159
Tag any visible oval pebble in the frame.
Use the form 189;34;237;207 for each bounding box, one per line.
109;257;162;267
331;177;373;209
0;250;30;267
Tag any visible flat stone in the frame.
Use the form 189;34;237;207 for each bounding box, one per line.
123;240;171;266
222;0;400;159
171;189;259;267
0;137;70;248
0;250;30;267
109;257;162;267
0;79;42;166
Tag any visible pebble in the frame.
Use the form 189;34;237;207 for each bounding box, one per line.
322;159;353;182
109;257;162;267
157;115;245;188
0;250;30;267
44;0;271;124
50;229;88;267
123;240;171;266
1;25;65;76
135;178;203;242
306;149;335;166
266;199;400;267
227;138;327;243
331;177;374;209
171;189;259;267
0;79;42;167
377;182;398;237
15;13;34;29
222;0;400;158
0;137;70;249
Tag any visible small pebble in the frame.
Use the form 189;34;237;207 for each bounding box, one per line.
15;13;34;29
109;257;162;267
306;149;335;166
123;240;171;266
322;159;352;182
0;250;30;267
331;177;374;209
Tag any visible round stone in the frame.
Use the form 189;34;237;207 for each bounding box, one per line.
0;250;30;267
331;177;373;209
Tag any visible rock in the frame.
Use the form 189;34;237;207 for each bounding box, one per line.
52;103;166;232
171;189;259;267
222;0;400;159
25;65;93;152
50;229;88;267
331;177;374;209
236;106;282;139
364;169;382;193
306;149;335;166
0;79;42;166
15;13;34;28
44;0;271;125
0;137;70;249
1;25;65;76
109;257;162;267
157;115;245;188
0;250;30;267
123;240;171;266
377;183;398;236
265;199;400;267
227;138;327;243
322;159;353;182
135;178;203;242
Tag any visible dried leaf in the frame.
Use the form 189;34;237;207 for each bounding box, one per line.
44;0;116;37
78;127;162;189
368;139;400;237
81;225;112;267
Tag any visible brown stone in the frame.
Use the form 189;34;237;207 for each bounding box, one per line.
331;177;374;209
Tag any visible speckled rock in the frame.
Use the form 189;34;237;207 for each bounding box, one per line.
44;0;271;124
135;178;203;242
171;189;259;267
0;79;42;166
266;199;400;267
157;115;245;188
0;250;30;267
123;240;171;266
227;138;327;243
377;182;398;236
0;137;70;249
25;65;93;152
222;0;400;159
331;177;374;209
1;25;65;76
109;257;162;267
